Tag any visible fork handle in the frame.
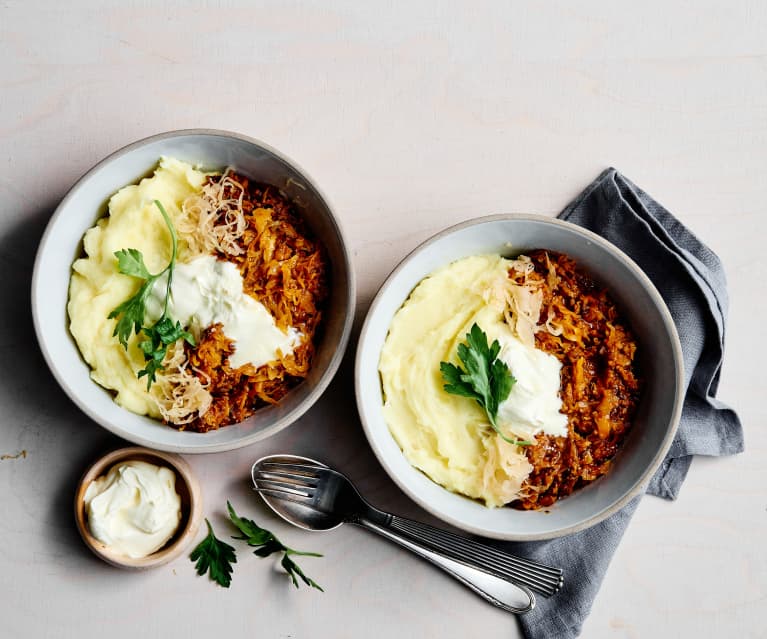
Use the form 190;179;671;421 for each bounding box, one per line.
385;514;563;597
356;518;535;614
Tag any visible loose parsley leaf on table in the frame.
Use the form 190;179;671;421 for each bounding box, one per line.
227;501;324;591
189;518;237;588
190;504;325;591
440;323;531;446
107;200;194;389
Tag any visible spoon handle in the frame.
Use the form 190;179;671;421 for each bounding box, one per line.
357;518;535;614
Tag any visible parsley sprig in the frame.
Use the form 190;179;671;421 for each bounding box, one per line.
107;200;194;389
440;323;532;446
228;502;324;591
190;518;237;588
189;503;323;591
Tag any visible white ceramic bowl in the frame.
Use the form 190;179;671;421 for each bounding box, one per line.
33;129;355;453
355;214;684;541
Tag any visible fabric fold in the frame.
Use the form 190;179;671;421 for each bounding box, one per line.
511;168;742;639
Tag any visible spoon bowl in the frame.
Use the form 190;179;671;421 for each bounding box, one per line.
252;455;342;532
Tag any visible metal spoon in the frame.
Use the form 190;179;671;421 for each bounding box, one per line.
252;454;561;614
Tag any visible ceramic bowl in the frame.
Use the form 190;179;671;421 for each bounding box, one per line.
74;446;203;569
32;129;355;453
355;214;684;541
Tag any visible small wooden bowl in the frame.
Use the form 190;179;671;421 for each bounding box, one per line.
75;446;203;569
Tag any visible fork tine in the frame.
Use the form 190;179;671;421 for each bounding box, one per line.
259;461;325;476
253;487;315;507
254;469;321;487
253;478;315;498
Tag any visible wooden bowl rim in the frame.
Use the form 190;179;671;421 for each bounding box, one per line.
74;446;203;569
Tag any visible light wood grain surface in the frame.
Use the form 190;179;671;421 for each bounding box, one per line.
1;2;764;637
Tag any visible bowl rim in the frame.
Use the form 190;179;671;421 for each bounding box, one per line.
354;213;684;541
31;128;356;453
74;446;203;569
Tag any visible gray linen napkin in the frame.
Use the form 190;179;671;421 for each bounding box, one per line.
510;168;743;639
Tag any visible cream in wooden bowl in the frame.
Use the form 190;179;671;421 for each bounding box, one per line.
75;446;202;569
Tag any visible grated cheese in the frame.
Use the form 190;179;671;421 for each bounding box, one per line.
151;341;213;426
499;255;545;347
177;169;248;258
481;435;534;507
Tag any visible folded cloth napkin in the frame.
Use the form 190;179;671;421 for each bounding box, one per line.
509;168;743;639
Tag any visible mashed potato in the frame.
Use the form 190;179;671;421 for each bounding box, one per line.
68;158;207;417
379;255;536;508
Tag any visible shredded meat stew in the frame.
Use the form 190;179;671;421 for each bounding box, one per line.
177;172;327;432
512;250;641;510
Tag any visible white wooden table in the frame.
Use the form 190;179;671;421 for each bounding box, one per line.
1;2;764;637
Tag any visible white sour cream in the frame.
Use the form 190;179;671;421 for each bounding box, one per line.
146;255;301;369
495;333;568;439
84;461;182;559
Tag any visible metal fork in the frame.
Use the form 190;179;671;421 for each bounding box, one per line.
252;455;563;610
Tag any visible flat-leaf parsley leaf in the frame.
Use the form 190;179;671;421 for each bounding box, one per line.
189;518;237;588
440;323;531;446
107;200;194;389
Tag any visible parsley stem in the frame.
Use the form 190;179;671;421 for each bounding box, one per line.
153;200;177;318
285;549;323;558
488;414;532;447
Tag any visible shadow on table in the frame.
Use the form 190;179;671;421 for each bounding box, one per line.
0;204;122;564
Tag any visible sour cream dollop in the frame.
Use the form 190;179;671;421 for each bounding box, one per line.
146;254;301;369
83;461;182;559
495;333;568;439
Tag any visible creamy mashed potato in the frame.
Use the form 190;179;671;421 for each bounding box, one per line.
68;157;208;417
380;255;536;507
